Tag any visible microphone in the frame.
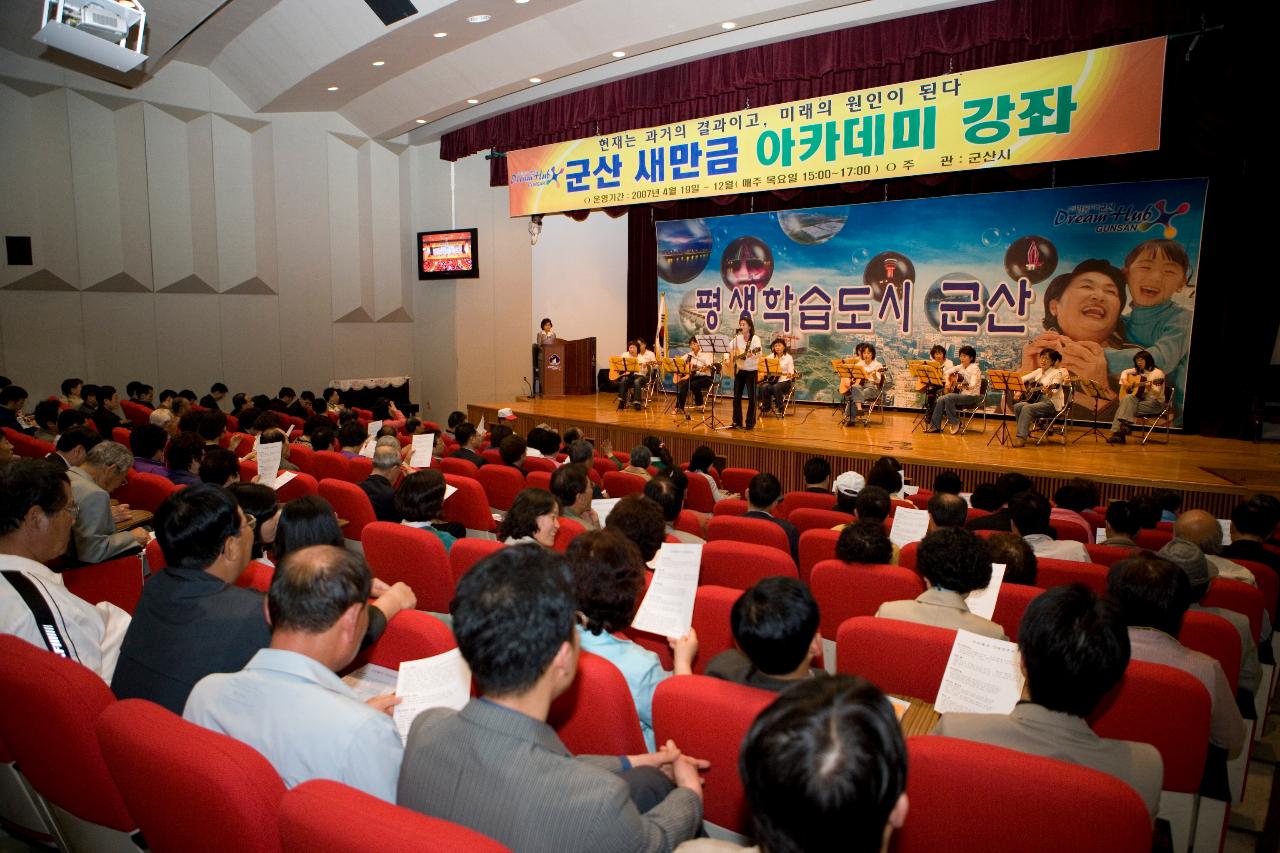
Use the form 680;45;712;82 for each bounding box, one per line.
523;376;533;397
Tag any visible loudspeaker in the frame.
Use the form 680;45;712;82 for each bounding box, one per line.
362;0;417;26
5;236;32;266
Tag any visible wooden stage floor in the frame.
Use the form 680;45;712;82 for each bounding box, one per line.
469;394;1280;516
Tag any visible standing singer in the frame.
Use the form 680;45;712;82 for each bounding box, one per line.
728;316;762;430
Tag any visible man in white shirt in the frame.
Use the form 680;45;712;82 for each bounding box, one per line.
1108;350;1166;444
184;545;404;801
0;459;130;682
926;345;983;433
1010;491;1091;563
1012;348;1068;447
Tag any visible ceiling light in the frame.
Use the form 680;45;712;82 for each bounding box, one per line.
433;31;447;37
721;21;736;29
467;14;491;23
416;119;427;124
612;50;626;58
371;60;385;67
467;98;480;104
327;86;339;91
515;0;530;4
528;77;541;83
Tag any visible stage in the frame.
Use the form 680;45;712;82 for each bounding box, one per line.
468;394;1280;516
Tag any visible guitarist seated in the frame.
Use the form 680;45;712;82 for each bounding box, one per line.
925;345;982;434
758;338;798;415
675;337;716;414
919;344;953;423
1107;350;1165;444
614;341;645;410
843;343;885;421
1011;348;1068;447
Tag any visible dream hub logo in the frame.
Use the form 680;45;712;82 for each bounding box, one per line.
1052;199;1191;237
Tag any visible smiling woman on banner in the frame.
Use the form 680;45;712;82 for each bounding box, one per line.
1020;259;1128;397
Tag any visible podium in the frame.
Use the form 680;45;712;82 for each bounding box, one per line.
540;337;596;396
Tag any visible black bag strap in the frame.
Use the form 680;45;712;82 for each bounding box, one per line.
1;570;72;659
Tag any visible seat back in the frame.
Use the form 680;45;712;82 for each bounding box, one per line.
438;456;479;479
119;400;151;427
898;540;920;571
347;455;373;482
311;451;355;483
674;509;703;539
602;470;647;498
1230;557;1279;623
690;585;742;676
97;699;285;853
362;522;455;613
111;469;179;513
522;455;557;474
275;471;320;503
474;466;526;512
810;561;925;641
1179;610;1242;690
1201;578;1264;642
1134;528;1174;550
317;479;377;542
351;610;458;672
287;444;315;476
797;529;840;584
548;652;647;756
700;540;797;589
1090;660;1210;794
706;515;792;557
449;539;505;585
61;554;145;614
652;675;774;835
0;636;133;831
683;471;715;512
990;583;1043;641
1049;509;1092;543
112;426;132;445
442;474;496;533
145;537;167;570
1;427;54;458
278;780;510;853
711;498;749;516
1034;559;1109;595
552;515;586;553
719;467;758;496
524;470;552;492
780;490;837;515
895;736;1151;853
1085;542;1137;566
229;433;257;458
835;616;955;702
787;507;854;533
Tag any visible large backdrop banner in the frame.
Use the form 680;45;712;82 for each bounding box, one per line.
657;178;1208;426
507;38;1165;216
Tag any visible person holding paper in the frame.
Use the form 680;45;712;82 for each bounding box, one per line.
983;533;1038;585
876;528;1007;640
570;530;698;750
359;445;407;523
396;470;464;552
185;545;404;802
705;578;824;692
1010;492;1090;563
337;422;368;459
935;585;1163;819
645;474;705;545
606;494;670;564
252;428;300;472
398;546;707;853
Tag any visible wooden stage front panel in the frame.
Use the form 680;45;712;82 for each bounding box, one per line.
470;395;1280;517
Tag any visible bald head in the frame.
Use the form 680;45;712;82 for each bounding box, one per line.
927;493;968;529
267;544;372;634
1173;509;1222;554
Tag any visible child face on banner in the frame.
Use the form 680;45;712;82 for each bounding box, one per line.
1126;247;1187;307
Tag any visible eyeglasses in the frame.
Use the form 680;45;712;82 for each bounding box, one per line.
60;502;80;518
242;514;257;532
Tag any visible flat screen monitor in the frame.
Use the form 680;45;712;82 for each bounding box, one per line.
417;228;478;280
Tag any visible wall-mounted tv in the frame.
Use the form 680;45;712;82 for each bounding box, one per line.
417;228;478;280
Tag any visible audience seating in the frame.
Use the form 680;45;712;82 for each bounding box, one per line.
1085;542;1138;566
679;462;721;485
317;479;377;544
1049;509;1093;543
475;465;526;513
894;736;1151;853
602;470;646;498
239;458;258;483
989;583;1042;641
481;449;504;465
62;554;145;614
1180;611;1242;692
112;470;180;514
111;426;131;445
119;400;151;427
228;433;257;459
286;443;314;475
811;561;925;671
706;515;792;557
682;472;715;512
591;456;618;481
797;529;840;584
278;780;510;852
779;490;837;515
347;455;373;482
275;471;319;502
898;540;920;572
96;699;286;853
710;498;749;516
362;522;455;614
524;470;552;491
719;467;758;497
966;507;991;523
700;540;797;589
674;509;704;539
548;652;647;756
0;637;139;851
233;560;274;593
0;732;55;843
2;428;53;458
907;490;932;510
442;474;496;534
1033;559;1109;595
522;456;557;474
438;456;479;478
144;537;167;570
1202;578;1264;642
449;539;505;585
1134;528;1174;550
1230;558;1278;623
352;610;457;673
786;507;853;533
835;616;955;702
652;675;774;836
552;515;585;552
624;584;741;676
311;451;356;483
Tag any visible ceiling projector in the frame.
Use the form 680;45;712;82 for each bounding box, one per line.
33;0;148;72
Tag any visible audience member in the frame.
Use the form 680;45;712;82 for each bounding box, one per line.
395;470;463;552
184;545;403;800
969;482;1001;512
256;428;299;471
487;422;513;451
497;488;560;547
450;422;487;467
553;463;599;530
646;472;703;544
59;377;83;409
865;460;903;499
1107;555;1245;758
67;441;149;563
1101;501;1142;548
90;385;124;436
163;431;206;487
623;445;653;480
337;422;367;458
854;485;891;525
359;445;405;523
78;383;100;416
835;520;894;566
802;456;831;493
129;424;169;476
570;529;697;750
1175;509;1260;587
31;399;62;444
876;528;1006;639
199;382;228;411
984;532;1038;586
688;445;733;501
46;425;102;471
199;447;241;487
227;482;281;561
1127;494;1163;530
605;494;667;564
1009;491;1089;562
643;436;673;472
744;473;800;565
832;470;865;515
936;585;1162;817
966;472;1033;531
932;470;963;495
1223;495;1280;574
443;410;466;442
398;546;706;852
0;385;29;433
1154;489;1182;524
499;435;528;471
706;577;823;692
927;492;968;531
0;459;130;680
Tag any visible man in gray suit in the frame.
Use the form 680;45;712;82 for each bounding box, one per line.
935;585;1163;818
398;544;706;853
66;441;149;563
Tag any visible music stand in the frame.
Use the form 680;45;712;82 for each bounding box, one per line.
908;360;946;432
610;356;643;412
831;360;867;425
1070;378;1111;444
985;370;1026;447
662;356;689;419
